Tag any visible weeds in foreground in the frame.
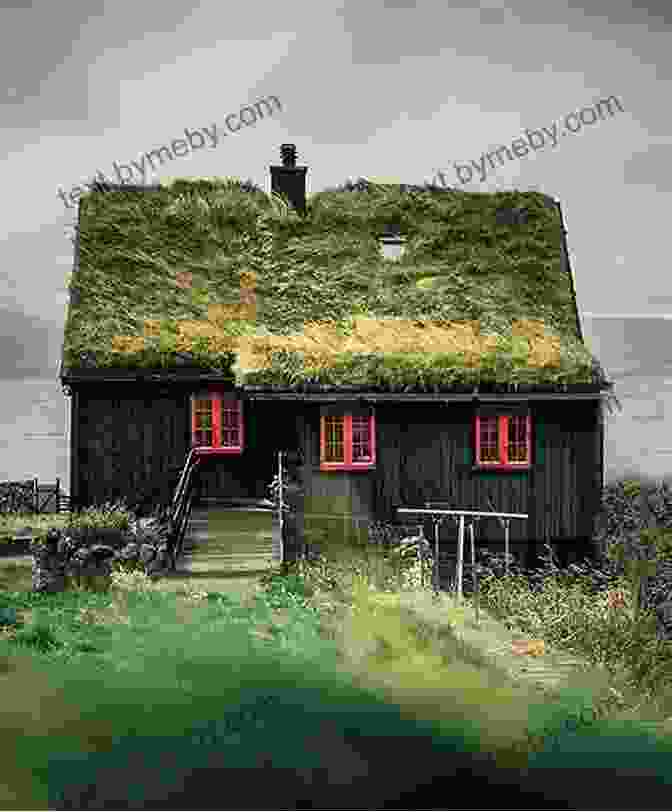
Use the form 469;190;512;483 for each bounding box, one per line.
466;543;672;720
262;537;672;731
2;529;672;807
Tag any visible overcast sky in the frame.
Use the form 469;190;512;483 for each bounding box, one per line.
1;0;670;487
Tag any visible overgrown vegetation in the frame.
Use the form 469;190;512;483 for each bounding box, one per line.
62;179;614;392
0;498;165;547
3;475;672;806
0;500;134;540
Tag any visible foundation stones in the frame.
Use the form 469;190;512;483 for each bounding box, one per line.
30;518;176;594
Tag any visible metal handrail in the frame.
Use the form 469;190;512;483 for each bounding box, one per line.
172;487;195;565
171;448;199;517
166;448;201;568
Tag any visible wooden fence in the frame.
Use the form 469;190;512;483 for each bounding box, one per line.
0;478;70;514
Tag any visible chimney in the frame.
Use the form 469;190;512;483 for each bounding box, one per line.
270;144;307;214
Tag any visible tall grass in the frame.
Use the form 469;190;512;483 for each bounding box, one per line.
2;561;672;809
2;489;672;807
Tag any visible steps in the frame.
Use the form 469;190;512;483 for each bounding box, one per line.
173;505;279;579
194;496;275;511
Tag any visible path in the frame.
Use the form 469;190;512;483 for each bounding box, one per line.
158;503;281;604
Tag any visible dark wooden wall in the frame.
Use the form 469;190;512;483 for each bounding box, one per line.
70;385;604;577
71;384;192;510
527;399;603;568
71;388;303;509
300;399;604;572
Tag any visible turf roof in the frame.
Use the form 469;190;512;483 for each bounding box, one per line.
60;177;613;394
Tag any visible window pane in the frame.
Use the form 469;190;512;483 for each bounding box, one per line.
221;400;240;447
479;416;499;462
194;398;213;437
194;429;213;445
324;416;344;462
352;416;372;461
508;415;529;462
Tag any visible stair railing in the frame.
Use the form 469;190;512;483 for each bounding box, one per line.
166;448;201;568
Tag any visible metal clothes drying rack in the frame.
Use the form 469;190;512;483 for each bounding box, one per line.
397;503;528;623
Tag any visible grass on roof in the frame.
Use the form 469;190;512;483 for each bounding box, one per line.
61;178;610;389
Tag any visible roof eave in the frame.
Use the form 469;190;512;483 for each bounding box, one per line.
555;199;584;345
59;368;609;400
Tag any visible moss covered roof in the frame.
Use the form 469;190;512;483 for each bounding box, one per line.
60;177;612;394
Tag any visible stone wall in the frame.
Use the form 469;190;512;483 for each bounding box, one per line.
30;518;176;593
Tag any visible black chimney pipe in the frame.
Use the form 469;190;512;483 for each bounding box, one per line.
270;144;307;214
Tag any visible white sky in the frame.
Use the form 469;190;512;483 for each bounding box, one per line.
0;0;670;486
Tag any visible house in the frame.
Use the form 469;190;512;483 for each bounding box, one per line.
59;144;617;575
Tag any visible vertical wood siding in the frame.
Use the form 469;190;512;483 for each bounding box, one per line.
73;384;192;509
70;389;603;573
300;399;602;569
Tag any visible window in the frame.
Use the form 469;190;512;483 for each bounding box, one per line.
320;411;376;470
379;237;406;261
378;224;406;262
475;413;531;469
191;390;244;455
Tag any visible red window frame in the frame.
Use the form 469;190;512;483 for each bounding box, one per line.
475;414;531;470
320;412;376;471
191;389;244;456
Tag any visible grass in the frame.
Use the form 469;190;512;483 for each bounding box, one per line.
0;511;76;543
2;492;672;807
464;548;672;720
0;500;136;544
264;542;672;726
63;179;612;392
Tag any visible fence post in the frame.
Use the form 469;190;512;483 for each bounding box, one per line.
433;518;440;595
457;515;465;602
277;451;284;567
470;521;480;627
504;518;510;578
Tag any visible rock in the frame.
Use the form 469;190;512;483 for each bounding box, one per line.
30;523;174;594
89;544;117;562
57;536;77;557
656;599;672;641
32;568;65;593
140;543;157;565
118;542;141;562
